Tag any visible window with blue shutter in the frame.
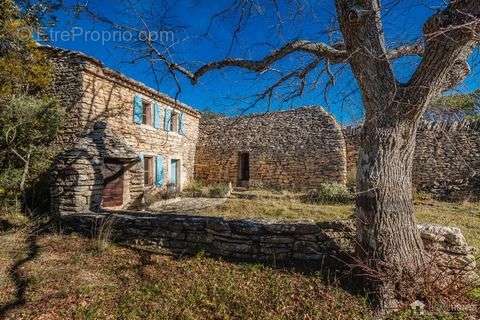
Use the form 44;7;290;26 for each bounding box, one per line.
153;102;162;129
179;112;186;135
164;109;172;131
133;95;143;124
155;155;164;186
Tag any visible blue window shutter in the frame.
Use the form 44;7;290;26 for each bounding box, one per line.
153;102;162;129
133;95;143;124
179;112;186;135
164;109;172;131
139;153;144;168
155;155;164;186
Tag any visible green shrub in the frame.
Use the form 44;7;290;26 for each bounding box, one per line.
208;183;231;198
302;183;354;204
0;96;62;212
182;180;206;197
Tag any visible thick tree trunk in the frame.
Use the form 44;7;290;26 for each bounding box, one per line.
355;116;425;310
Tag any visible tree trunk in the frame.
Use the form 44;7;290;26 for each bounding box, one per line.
355;116;425;310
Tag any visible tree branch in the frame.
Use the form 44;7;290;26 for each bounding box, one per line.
147;37;424;87
408;0;480;105
335;0;396;110
386;43;423;60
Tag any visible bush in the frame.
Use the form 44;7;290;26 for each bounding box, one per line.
182;180;206;197
208;183;231;198
144;186;179;206
182;181;232;199
303;183;354;204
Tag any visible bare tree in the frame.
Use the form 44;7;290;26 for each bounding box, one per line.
67;0;480;311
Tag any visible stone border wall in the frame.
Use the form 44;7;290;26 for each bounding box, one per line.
344;120;480;200
60;212;476;277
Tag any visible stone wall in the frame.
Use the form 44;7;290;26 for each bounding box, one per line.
60;212;477;278
344;121;480;200
195;107;346;189
45;47;201;213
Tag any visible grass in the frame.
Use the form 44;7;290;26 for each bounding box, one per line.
198;197;353;222
195;190;480;251
0;229;372;319
0;191;478;319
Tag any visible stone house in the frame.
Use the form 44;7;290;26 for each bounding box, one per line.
195;108;347;189
45;46;200;213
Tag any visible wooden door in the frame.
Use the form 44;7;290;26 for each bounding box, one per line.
102;160;124;207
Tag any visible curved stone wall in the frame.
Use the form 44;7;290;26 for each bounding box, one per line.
195;107;347;189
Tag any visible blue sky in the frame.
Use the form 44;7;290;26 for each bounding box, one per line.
42;0;480;124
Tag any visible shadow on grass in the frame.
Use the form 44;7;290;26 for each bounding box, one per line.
0;224;46;318
117;241;367;299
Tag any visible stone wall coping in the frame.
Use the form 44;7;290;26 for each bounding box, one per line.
343;119;480;136
202;106;337;124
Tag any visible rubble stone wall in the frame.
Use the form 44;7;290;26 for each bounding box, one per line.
195;107;347;189
344;121;480;200
61;212;477;278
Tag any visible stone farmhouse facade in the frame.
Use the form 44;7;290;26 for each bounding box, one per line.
45;46;479;214
45;47;200;213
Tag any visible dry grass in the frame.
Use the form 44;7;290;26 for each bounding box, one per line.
196;191;480;253
0;193;478;319
0;230;372;320
414;198;480;251
198;197;353;222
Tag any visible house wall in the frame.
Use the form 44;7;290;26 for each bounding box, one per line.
80;62;200;192
344;121;480;200
47;49;200;213
194;107;347;189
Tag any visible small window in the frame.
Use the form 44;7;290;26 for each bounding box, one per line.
170;112;179;132
144;156;154;186
142;100;152;126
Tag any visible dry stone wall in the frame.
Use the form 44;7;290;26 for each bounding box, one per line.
344;121;480;200
60;212;477;278
195;107;347;189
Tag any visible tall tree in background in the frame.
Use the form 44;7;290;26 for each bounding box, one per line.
60;0;480;310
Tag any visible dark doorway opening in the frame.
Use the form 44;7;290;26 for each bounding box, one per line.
102;159;125;207
238;152;250;184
